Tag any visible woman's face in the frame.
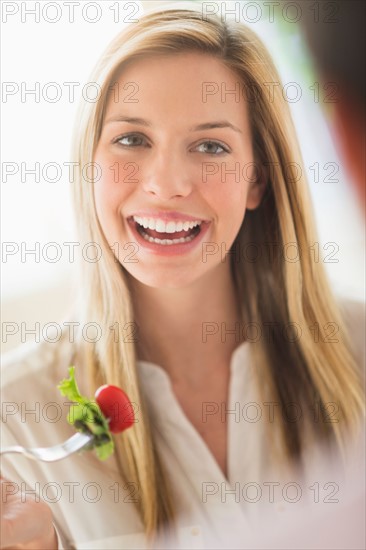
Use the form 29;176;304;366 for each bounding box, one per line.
93;52;264;288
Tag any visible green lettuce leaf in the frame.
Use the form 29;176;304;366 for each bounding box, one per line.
57;366;114;460
58;365;84;403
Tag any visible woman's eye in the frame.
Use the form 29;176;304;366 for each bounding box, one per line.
114;134;148;147
194;141;229;155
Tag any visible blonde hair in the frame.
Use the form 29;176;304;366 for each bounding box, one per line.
70;6;365;542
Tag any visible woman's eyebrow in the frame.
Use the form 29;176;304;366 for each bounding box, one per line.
104;116;242;133
104;116;151;126
190;121;242;133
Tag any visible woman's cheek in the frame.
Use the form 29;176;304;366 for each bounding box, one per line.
94;156;124;209
92;175;119;246
204;169;247;211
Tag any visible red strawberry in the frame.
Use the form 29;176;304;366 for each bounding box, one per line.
95;385;134;433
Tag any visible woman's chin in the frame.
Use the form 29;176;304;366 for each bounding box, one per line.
124;266;206;290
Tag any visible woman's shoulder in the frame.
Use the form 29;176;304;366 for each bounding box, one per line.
337;296;365;369
1;332;77;398
338;295;365;321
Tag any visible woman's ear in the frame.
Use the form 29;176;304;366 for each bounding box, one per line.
246;163;268;210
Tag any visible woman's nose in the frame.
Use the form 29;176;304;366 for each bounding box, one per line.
141;151;194;200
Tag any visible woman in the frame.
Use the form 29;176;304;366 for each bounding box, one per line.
1;6;364;549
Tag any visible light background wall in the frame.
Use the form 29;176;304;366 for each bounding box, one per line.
1;0;364;353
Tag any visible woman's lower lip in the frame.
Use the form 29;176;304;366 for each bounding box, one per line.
126;218;211;255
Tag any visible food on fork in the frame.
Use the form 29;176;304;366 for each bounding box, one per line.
57;367;134;460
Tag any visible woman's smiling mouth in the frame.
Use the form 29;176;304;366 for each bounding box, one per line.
133;215;202;242
126;215;211;253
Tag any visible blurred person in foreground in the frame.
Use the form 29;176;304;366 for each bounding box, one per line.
254;1;366;548
299;0;365;211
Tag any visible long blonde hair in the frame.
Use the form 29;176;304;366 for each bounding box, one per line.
70;6;364;541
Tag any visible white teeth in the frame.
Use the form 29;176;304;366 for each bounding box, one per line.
133;216;202;234
166;221;177;233
139;229;196;245
155;219;166;232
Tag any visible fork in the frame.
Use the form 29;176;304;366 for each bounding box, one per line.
0;432;94;462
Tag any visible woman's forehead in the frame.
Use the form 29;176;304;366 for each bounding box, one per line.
104;53;249;129
111;51;239;87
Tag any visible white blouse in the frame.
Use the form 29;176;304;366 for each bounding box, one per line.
1;299;364;549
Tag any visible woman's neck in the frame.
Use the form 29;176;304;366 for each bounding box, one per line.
128;262;244;386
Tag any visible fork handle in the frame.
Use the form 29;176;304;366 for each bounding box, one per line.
0;446;28;456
